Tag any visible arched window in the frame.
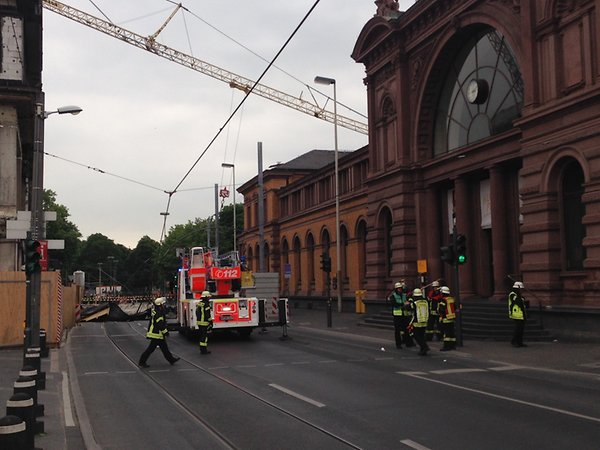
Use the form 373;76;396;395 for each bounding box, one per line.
293;236;302;291
561;161;586;270
340;225;349;285
307;233;315;292
434;28;523;155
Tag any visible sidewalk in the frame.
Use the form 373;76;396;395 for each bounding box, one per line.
287;307;600;376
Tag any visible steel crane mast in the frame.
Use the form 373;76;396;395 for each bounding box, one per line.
42;0;368;135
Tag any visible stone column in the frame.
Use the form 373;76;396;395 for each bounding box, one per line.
490;166;509;299
454;177;474;296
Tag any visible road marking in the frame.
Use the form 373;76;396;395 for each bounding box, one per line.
83;371;109;375
235;365;257;368
487;365;526;371
148;369;170;373
430;368;487;375
62;371;75;427
265;363;285;367
579;362;600;369
318;360;337;364
398;372;600;423
374;357;394;361
401;439;431;450
291;361;310;365
269;383;326;408
397;371;428;376
115;371;136;374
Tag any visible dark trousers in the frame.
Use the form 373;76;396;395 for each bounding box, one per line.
393;315;415;348
511;320;525;346
139;338;176;364
426;314;441;341
440;320;456;349
412;326;429;355
198;325;210;353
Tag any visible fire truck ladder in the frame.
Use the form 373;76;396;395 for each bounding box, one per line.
42;0;369;135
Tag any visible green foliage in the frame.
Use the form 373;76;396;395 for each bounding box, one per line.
43;190;82;276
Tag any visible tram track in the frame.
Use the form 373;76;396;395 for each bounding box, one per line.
102;321;363;450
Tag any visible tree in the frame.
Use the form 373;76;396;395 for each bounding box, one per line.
124;236;160;293
43;189;82;278
75;233;130;291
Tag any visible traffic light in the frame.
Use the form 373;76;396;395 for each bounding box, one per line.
320;252;331;273
440;245;455;265
455;234;467;264
25;239;42;275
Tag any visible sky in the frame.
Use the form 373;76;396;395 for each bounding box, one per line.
41;0;413;249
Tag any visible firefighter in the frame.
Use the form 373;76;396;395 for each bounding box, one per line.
138;297;179;368
408;288;430;356
426;280;442;341
388;281;415;348
197;290;213;354
509;281;527;347
437;286;456;351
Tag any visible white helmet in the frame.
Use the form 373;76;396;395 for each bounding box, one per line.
512;281;524;289
431;281;440;287
412;288;423;297
440;286;450;295
394;282;403;289
154;297;166;306
201;290;211;298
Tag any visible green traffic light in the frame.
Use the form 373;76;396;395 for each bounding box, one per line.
457;254;466;264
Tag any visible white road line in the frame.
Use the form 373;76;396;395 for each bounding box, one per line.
397;371;428;376
269;383;326;408
115;371;136;374
148;369;170;373
61;371;75;427
83;371;109;375
235;365;257;368
265;363;285;366
318;360;337;364
401;439;432;450
398;372;600;423
487;365;526;371
430;368;487;375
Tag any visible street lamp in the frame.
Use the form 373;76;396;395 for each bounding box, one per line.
314;75;342;313
222;162;237;253
25;96;82;349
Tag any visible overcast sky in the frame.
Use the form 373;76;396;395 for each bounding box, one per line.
42;0;413;248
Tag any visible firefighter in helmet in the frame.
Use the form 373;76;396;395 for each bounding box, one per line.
138;297;179;368
509;281;527;347
408;288;430;356
437;286;456;351
426;280;443;341
388;281;415;348
197;291;213;354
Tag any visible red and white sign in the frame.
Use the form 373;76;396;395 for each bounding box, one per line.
39;240;49;271
210;266;241;280
219;187;230;198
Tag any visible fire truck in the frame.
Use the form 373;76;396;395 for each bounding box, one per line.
176;247;287;338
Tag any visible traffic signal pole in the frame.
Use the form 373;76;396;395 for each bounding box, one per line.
452;226;463;347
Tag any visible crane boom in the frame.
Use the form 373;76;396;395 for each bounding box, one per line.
42;0;368;135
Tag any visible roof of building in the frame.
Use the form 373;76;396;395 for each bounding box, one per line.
271;149;351;171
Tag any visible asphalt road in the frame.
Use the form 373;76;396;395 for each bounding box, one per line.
64;319;600;450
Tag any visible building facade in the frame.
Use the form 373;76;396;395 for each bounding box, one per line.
240;0;600;308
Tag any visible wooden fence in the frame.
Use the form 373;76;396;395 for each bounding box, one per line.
0;271;82;348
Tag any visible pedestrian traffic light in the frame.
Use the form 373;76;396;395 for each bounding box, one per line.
455;234;467;264
320;252;331;273
24;239;42;275
440;245;455;265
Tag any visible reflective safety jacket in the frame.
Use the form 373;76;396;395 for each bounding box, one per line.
389;290;412;316
508;291;527;320
146;307;168;339
427;289;443;316
410;297;430;327
196;299;213;326
437;295;456;322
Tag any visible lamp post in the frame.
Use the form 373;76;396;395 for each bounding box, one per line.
221;162;236;253
314;75;341;313
25;96;82;349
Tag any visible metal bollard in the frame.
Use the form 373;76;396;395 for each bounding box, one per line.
13;376;44;418
0;415;29;450
23;349;45;391
39;329;49;358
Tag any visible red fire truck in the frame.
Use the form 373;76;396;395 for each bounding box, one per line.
176;247;287;338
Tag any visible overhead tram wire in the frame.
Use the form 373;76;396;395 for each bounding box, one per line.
44;151;168;193
166;0;367;120
165;0;323;203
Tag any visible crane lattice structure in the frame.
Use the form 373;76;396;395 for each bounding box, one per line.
42;0;368;135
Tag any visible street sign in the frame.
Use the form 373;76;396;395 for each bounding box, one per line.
284;263;291;279
219;187;230;198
